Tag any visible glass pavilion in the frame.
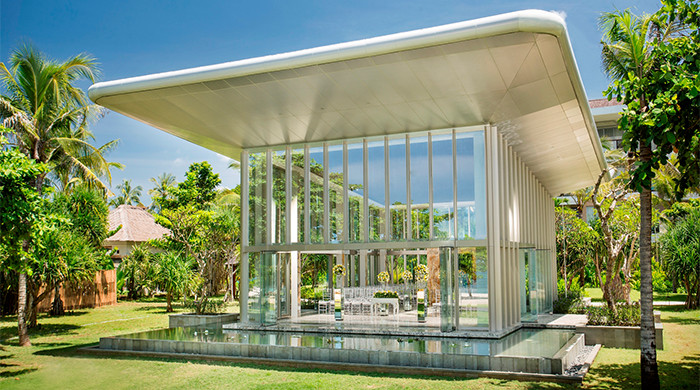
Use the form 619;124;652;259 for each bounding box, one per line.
89;10;607;336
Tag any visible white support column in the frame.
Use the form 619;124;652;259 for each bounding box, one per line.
405;134;412;240
343;141;349;243
359;250;367;287
266;150;273;246
240;150;249;323
428;132;434;240
363;139;369;243
323;143;330;243
485;125;502;332
384;137;390;241
285;147;292;244
291;251;299;319
304;145;310;244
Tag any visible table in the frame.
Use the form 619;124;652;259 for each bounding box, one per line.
371;297;399;316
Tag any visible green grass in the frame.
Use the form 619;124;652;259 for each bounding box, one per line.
1;298;698;389
584;288;687;303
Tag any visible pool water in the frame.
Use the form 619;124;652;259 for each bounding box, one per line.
121;327;573;358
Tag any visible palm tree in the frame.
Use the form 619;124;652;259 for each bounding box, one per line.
0;45;118;346
110;179;143;207
0;45;119;193
149;172;176;212
600;9;681;388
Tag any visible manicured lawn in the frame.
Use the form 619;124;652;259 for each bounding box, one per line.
1;298;697;389
585;288;687;303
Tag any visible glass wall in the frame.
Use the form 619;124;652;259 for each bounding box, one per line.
432;133;454;239
248;152;267;246
458;247;489;329
328;143;344;243
291;147;305;243
367;139;386;241
410;135;430;240
347;142;364;242
388;136;407;241
308;145;324;243
456;131;486;240
272;150;286;244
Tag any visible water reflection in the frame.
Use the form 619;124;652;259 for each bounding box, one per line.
121;328;573;359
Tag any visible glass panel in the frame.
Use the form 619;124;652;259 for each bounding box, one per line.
248;152;267;246
347;142;364;242
458;247;488;328
367;140;385;241
278;253;290;317
410;135;430;240
272;150;286;244
432;133;454;239
308;146;324;244
520;248;537;322
529;249;540;314
260;251;278;325
248;253;260;323
456;130;487;240
439;246;455;332
291;148;305;243
388;137;407;241
328;144;344;243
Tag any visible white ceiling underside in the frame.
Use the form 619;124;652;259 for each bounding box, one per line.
90;10;606;195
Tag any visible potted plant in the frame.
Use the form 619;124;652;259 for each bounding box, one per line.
415;264;429;322
332;264;346;321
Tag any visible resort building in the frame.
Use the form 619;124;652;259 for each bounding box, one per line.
89;10;606;336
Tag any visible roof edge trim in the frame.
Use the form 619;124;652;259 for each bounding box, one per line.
88;9;565;102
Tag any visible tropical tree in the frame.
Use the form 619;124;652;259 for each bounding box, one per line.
153;251;197;312
109;179;143;207
0;45;118;194
117;244;155;300
149;172;176;213
660;205;700;309
600;1;700;386
0;134;46;346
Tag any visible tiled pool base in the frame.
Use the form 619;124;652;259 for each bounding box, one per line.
95;328;585;376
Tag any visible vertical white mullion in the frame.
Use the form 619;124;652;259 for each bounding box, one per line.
428;132;434;240
363;139;369;243
323;143;330;243
405;134;412;241
384;137;390;242
343;141;349;243
452;130;458;241
285;147;292;244
304;145;310;245
240;151;249;323
266;150;273;246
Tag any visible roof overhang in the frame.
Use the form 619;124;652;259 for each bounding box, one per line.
89;9;607;195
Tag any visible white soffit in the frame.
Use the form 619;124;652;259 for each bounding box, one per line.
89;9;606;195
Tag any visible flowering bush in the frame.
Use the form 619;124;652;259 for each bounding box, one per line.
332;264;346;276
373;290;399;299
415;264;429;282
401;270;413;283
377;271;390;283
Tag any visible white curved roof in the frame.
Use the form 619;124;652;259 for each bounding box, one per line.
89;9;606;195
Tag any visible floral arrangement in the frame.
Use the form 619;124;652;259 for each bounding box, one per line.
373;290;399;299
332;264;346;276
377;271;390;283
415;264;429;282
401;270;413;282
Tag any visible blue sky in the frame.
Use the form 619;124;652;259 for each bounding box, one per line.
1;0;660;205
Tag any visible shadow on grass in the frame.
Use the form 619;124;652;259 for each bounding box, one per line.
0;323;82;344
588;354;700;389
0;351;37;378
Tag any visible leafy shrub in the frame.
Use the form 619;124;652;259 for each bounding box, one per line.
587;302;640;326
373;290;399;299
300;286;323;300
553;276;586;314
183;298;225;314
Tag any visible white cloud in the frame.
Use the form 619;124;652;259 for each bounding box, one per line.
550;10;567;21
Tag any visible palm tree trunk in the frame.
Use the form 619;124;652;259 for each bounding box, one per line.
166;291;173;313
639;166;659;389
18;245;31;346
